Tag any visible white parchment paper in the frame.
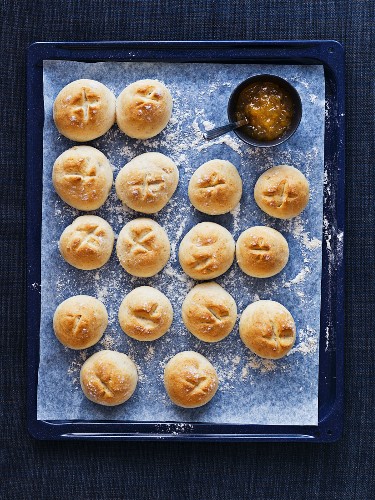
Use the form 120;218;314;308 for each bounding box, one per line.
38;61;325;425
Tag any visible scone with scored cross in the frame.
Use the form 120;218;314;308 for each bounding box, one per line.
182;282;237;342
119;286;173;341
59;215;114;270
52;146;113;211
80;350;138;406
236;226;289;278
188;159;242;215
53;295;108;349
53;79;116;142
116;218;170;277
254;165;309;219
116;79;172;139
179;222;235;280
239;300;296;359
115;152;178;213
164;351;219;408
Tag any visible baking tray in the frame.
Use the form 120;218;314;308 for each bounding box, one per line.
26;40;345;442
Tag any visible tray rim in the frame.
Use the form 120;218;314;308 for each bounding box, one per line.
26;39;345;442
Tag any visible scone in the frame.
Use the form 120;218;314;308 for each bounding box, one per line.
53;79;116;141
179;222;235;280
239;300;296;359
119;286;173;341
236;226;289;278
188;159;242;215
254;165;310;219
53;295;108;349
116;79;172;139
52;146;113;211
59;215;114;270
182;282;237;342
115;152;178;213
80;350;138;406
164;351;218;408
116;218;170;277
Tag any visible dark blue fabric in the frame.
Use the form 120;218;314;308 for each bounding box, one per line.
1;1;374;499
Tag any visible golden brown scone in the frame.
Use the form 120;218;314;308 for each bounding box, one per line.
115;152;178;213
164;351;218;408
182;282;237;342
239;300;296;359
118;286;173;341
236;226;289;278
53;79;116;142
179;222;235;280
188;159;242;215
254;165;310;219
80;350;138;406
116;79;172;139
59;215;114;270
53;295;107;349
52;146;113;211
116;218;170;277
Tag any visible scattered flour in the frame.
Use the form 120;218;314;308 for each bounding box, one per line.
287;217;322;252
99;333;119;350
144;345;155;362
290;326;318;356
197;134;243;155
230;202;241;233
202;119;215;130
241;355;278;376
283;267;311;288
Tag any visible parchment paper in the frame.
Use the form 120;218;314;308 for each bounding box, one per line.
38;60;325;425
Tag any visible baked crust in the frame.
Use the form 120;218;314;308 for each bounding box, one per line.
53;146;113;210
53;295;108;349
116;79;172;139
236;226;289;278
239;300;296;359
188;159;242;215
116;218;170;277
115;152;178;213
119;286;173;341
53;79;115;141
80;350;138;406
59;215;114;270
179;222;235;280
182;282;237;342
164;351;218;408
254;165;309;219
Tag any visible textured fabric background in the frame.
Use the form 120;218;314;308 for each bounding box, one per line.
0;1;374;499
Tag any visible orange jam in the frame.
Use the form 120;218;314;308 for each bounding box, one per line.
235;81;294;141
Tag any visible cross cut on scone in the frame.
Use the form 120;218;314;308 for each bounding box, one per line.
74;224;103;251
262;180;298;208
70;87;101;124
127;227;155;254
62;156;97;184
130;172;166;201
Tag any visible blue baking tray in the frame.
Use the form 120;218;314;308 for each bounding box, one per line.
26;40;345;442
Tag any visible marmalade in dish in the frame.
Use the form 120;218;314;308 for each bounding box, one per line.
235;81;294;141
